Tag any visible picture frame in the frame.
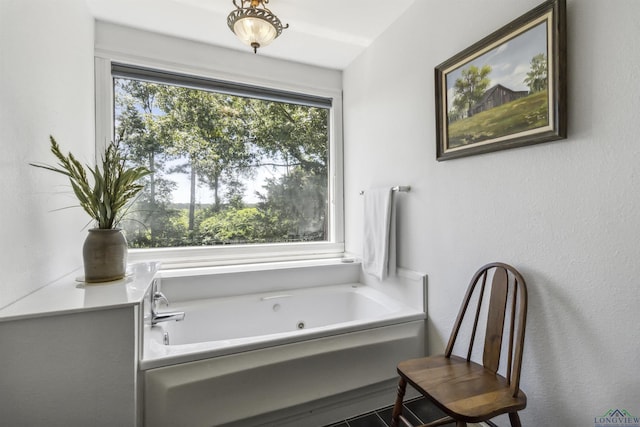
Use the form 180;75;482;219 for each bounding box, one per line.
435;0;566;161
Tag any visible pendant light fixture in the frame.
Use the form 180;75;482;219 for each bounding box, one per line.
227;0;289;54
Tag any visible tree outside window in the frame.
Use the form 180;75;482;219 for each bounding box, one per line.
114;77;329;248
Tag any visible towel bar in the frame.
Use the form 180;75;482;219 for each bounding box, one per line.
359;186;410;195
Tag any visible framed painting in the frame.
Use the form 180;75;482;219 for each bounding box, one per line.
435;0;566;161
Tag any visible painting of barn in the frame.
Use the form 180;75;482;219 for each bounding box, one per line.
470;84;528;116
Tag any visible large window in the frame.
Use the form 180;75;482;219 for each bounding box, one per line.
98;62;343;267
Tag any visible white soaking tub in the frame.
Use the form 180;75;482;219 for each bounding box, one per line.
143;283;423;368
141;262;426;427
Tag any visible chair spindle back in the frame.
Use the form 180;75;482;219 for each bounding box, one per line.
444;262;528;397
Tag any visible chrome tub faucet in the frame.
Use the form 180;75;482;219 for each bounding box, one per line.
150;281;185;325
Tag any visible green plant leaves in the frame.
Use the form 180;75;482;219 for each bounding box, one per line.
30;135;151;229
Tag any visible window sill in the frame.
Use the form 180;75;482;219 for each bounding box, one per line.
157;257;359;279
126;241;346;271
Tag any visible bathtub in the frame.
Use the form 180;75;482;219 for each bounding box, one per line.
141;262;426;427
142;283;423;369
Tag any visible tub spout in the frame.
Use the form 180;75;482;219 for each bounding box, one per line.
152;310;185;325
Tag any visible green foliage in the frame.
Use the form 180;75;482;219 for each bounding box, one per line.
114;77;329;248
248;100;328;176
31;136;151;229
115;80;182;244
199;208;264;244
256;167;327;241
447;90;549;147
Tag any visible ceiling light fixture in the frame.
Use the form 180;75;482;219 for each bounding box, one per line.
227;0;289;54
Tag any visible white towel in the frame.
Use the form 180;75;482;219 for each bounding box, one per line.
362;187;397;280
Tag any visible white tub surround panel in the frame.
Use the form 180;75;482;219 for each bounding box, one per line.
145;322;425;427
0;262;159;427
158;258;362;301
360;266;428;313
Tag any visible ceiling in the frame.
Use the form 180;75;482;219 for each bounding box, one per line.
86;0;416;70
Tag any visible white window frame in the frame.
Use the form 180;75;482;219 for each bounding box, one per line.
95;56;344;269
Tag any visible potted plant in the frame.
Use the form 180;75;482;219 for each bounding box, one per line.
31;136;150;283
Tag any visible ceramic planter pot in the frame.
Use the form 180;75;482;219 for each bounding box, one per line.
82;228;128;283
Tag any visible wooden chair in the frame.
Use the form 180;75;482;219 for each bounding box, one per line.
391;262;528;427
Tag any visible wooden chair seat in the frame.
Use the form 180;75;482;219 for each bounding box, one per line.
397;354;526;423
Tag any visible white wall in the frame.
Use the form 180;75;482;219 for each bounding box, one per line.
94;21;342;96
0;0;95;308
344;0;640;425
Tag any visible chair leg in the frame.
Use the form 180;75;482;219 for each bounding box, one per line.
455;421;467;427
390;377;407;427
508;412;522;427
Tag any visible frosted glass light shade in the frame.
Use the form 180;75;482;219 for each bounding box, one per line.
227;0;288;53
233;17;277;48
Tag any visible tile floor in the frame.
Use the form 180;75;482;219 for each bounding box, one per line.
324;397;452;427
324;397;499;427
